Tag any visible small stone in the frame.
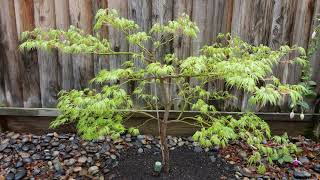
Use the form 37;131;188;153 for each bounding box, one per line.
14;168;26;180
51;141;59;147
21;145;29;151
78;156;87;164
112;161;119;168
22;158;32;164
73;167;82;172
15;161;23;168
138;148;143;153
110;155;117;160
0;143;8;152
125;137;131;142
293;170;311;179
229;161;235;165
48;161;53;166
52;151;59;157
241;168;252;177
177;141;184;146
65;158;76;166
140;139;147;145
239;151;247;159
58;144;66;150
19;152;30;159
194;146;203;153
314;164;320;173
53;161;62;173
298;156;309;164
87;157;93;164
32;168;41;176
137;135;145;140
88;166;99;175
225;154;230;159
115;145;123;150
103;168;110;174
145;145;152;149
6;173;14;180
209;156;216;163
11;133;20;139
31;154;41;160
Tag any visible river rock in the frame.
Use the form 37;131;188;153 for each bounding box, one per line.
293;170;311;179
88;166;99;175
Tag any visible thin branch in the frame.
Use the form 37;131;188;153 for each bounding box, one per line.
136;117;157;128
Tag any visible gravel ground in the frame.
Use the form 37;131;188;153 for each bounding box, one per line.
0;132;319;180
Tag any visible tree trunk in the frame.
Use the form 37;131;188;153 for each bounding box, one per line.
159;78;171;175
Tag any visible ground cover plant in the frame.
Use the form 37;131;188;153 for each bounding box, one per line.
20;8;313;176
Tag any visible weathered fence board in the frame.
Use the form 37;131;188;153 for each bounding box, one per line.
34;0;59;108
55;0;74;91
14;0;41;108
0;0;24;107
0;0;320;112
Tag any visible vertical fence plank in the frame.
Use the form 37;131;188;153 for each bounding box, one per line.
69;0;94;90
309;0;320;96
107;0;130;91
172;0;193;109
128;0;152;107
289;0;314;84
0;0;24;107
14;0;41;108
269;0;297;111
151;0;174;108
34;0;59;108
270;0;297;85
208;0;234;111
54;0;73;91
0;16;7;106
173;0;193;59
92;0;109;81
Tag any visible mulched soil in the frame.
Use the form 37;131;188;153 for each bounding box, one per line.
109;147;235;180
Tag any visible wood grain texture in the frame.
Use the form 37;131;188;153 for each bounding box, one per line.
92;0;109;79
210;0;233;111
289;0;314;84
269;0;297;83
0;0;319;112
54;0;73;91
69;0;94;90
0;0;24;107
0;16;6;107
107;0;130;91
34;0;59;108
309;0;320;95
128;0;152;107
172;0;193;109
14;0;41;108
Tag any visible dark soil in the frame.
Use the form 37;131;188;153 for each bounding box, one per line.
108;147;235;180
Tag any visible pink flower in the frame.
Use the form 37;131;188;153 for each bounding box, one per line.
292;158;302;167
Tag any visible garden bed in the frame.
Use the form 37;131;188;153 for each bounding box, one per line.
0;131;319;180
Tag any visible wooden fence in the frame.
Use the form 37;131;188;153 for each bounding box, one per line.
0;0;320;112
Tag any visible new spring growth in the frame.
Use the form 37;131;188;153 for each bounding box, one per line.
300;112;304;120
290;111;295;119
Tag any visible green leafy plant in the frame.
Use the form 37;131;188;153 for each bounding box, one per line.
20;8;311;175
257;164;266;175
